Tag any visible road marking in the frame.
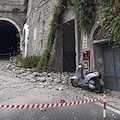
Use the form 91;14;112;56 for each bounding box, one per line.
95;102;120;115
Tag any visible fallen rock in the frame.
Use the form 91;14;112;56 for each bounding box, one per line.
42;72;47;76
29;79;37;83
26;74;34;80
46;77;53;83
6;64;11;69
43;82;51;87
47;73;52;77
37;77;46;82
17;69;25;74
61;80;67;85
48;85;53;89
32;72;39;77
21;73;28;77
40;85;45;88
56;85;63;91
59;86;63;91
54;78;61;84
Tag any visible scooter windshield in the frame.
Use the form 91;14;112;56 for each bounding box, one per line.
75;67;81;79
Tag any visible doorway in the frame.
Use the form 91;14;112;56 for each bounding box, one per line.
63;20;76;72
103;45;120;91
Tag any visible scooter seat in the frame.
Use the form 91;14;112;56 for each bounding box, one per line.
85;71;96;75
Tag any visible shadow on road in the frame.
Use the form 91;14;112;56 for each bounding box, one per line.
0;55;10;61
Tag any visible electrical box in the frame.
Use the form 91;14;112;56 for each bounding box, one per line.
83;51;90;71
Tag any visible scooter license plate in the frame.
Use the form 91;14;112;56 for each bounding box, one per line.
99;79;104;85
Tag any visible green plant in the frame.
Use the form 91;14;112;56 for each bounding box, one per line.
42;20;45;25
24;0;29;12
37;0;64;70
42;20;45;34
16;49;22;55
16;44;22;55
99;0;120;55
20;56;41;68
41;39;44;47
71;0;96;34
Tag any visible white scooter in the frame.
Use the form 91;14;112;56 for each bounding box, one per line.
71;64;104;93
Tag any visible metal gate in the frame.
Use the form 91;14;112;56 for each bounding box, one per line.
103;45;120;91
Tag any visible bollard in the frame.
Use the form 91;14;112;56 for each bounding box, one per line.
103;91;106;120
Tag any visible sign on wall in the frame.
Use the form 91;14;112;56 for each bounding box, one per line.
34;28;37;40
83;34;88;49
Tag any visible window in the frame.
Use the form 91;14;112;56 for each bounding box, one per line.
34;28;37;40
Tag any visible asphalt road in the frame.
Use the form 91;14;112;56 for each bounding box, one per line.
0;102;120;120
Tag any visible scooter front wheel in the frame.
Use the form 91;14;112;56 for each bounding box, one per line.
71;79;79;87
94;79;102;93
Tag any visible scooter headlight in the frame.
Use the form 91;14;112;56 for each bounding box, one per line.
78;65;82;68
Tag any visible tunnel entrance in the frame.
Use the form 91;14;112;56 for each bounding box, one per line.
0;20;20;60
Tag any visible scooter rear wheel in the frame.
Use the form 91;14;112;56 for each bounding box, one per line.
71;79;79;87
94;79;102;93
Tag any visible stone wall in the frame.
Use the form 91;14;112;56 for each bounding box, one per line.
0;0;26;30
0;0;24;5
26;0;58;56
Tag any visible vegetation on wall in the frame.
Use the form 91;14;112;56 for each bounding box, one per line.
20;56;41;69
42;20;45;34
36;0;65;71
24;0;29;12
99;0;120;54
41;20;45;48
71;0;96;34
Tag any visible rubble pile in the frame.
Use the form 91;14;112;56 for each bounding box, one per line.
1;62;73;91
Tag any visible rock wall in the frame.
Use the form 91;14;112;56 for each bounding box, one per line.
0;0;26;30
0;0;24;5
26;0;58;56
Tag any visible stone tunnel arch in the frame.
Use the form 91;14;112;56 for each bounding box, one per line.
0;18;21;59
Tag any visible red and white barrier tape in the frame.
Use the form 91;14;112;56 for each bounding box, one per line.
0;98;102;109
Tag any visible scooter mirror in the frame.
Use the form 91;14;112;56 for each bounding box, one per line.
78;65;82;68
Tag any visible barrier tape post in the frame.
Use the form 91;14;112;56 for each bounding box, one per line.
103;91;106;120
